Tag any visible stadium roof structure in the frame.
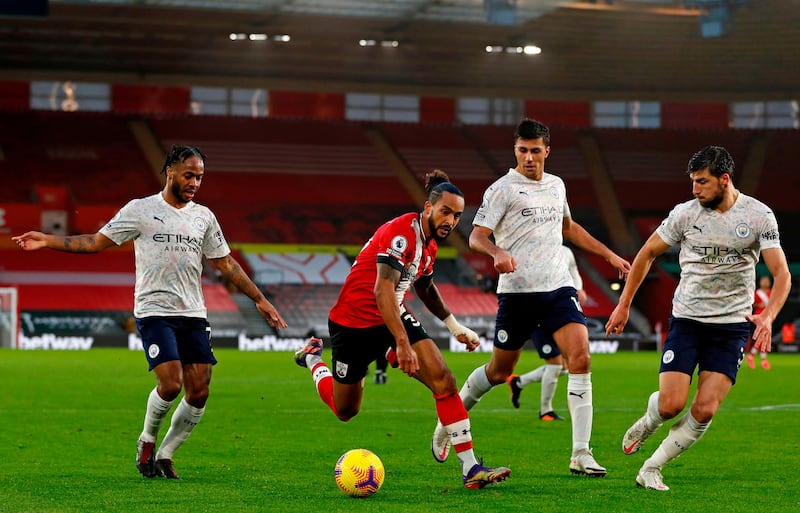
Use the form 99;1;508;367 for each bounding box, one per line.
0;0;798;101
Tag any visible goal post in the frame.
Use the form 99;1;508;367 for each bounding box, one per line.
0;287;19;349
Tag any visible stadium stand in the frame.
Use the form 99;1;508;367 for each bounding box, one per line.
592;128;755;213
374;122;499;204
262;284;341;338
0;111;158;205
146;115;417;244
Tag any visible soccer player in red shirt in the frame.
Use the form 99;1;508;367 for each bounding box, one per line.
746;275;773;369
294;169;510;489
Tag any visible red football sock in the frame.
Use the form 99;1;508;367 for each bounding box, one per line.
434;391;473;453
311;362;337;415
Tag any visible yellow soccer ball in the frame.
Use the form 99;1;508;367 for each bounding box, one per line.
334;449;385;498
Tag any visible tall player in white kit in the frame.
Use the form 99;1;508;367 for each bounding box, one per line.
431;119;631;477
605;146;791;491
13;145;287;479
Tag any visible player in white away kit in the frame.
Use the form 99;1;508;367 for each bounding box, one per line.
605;146;791;491
507;245;586;421
431;119;631;477
13;145;287;479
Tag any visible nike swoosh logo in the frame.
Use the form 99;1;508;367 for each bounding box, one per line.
623;441;638;454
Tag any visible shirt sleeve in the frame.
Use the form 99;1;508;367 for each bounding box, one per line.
375;218;411;273
758;209;782;251
202;210;230;259
473;183;506;230
99;199;141;246
655;203;686;247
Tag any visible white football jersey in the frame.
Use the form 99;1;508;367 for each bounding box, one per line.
100;193;230;318
473;169;572;293
657;193;781;324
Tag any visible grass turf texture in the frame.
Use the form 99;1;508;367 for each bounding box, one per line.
1;349;798;513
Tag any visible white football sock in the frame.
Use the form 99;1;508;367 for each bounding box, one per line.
306;354;322;369
567;373;593;453
459;364;493;410
443;418;479;474
519;365;547;387
645;391;665;431
140;387;173;443
644;412;710;470
540;364;562;413
156;398;205;460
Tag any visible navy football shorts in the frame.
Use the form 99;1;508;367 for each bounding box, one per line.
659;317;749;384
135;316;217;371
328;311;429;384
531;328;563;360
494;287;586;352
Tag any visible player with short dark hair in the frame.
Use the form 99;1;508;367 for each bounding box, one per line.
605;145;791;491
294;170;511;490
431;119;631;477
13;145;287;479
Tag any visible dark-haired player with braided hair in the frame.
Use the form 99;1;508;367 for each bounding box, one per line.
294;170;511;489
13;145;287;480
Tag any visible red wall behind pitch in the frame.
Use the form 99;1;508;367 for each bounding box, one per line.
525;100;591;128
661;102;729;129
269;91;345;119
420;96;456;123
0;80;30;110
111;85;191;113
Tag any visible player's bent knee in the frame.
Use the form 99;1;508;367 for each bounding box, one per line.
158;382;183;401
659;401;685;419
184;391;209;408
568;350;590;367
691;402;719;423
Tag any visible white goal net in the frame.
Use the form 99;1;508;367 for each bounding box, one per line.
0;287;18;348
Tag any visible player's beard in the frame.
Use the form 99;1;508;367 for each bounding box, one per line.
428;216;451;242
171;182;194;204
698;184;724;209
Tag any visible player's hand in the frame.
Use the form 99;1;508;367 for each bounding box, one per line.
256;300;288;330
745;313;773;353
396;343;419;376
456;329;480;352
444;315;480;352
493;249;517;274
12;231;48;251
605;305;629;337
608;254;632;280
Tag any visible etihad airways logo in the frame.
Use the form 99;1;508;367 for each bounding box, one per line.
153;233;201;244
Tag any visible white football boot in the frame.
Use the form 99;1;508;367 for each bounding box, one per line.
569;448;607;477
622;414;656;455
431;421;451;463
636;467;670;491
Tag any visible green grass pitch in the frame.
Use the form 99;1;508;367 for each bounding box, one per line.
1;349;798;513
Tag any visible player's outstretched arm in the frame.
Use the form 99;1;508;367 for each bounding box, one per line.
210;254;287;330
562;218;631;280
746;247;791;353
12;231;116;253
605;232;670;336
